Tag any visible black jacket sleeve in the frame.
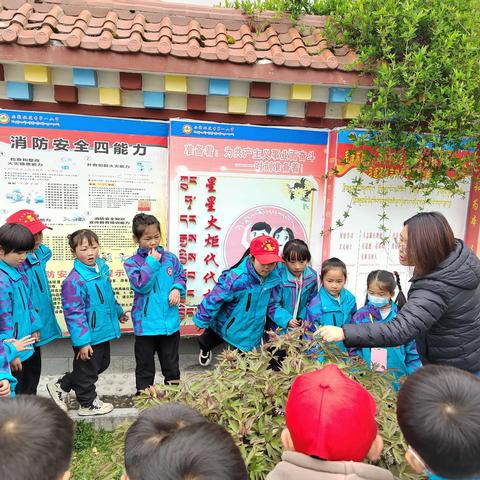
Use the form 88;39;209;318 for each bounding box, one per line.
343;287;449;348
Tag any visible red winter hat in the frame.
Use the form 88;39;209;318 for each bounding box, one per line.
6;209;52;235
249;235;284;264
285;364;378;462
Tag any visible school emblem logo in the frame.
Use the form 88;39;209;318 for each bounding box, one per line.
182;124;192;135
0;114;10;125
261;239;276;252
166;266;173;276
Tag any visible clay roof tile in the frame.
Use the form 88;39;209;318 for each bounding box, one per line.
0;1;364;82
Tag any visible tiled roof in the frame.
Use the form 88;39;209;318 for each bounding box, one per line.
0;1;360;72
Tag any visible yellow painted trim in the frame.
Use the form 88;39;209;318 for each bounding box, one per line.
24;65;51;84
99;87;122;106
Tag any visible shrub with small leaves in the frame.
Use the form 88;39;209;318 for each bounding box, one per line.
99;330;420;480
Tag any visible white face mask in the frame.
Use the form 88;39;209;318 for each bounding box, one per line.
367;294;390;308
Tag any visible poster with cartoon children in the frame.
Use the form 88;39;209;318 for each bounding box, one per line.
168;120;329;325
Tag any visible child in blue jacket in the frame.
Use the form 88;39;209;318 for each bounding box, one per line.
349;270;421;389
306;257;356;357
267;239;318;332
265;239;318;370
124;214;186;393
0;223;42;395
194;235;284;367
0;336;36;397
47;229;127;416
7;209;62;394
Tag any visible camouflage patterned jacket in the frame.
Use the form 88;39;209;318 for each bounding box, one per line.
194;257;282;351
0;260;41;361
20;244;61;347
124;246;186;336
0;341;18;396
61;258;123;348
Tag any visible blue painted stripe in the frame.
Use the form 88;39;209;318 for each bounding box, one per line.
0;109;168;137
336;129;476;152
170;119;329;145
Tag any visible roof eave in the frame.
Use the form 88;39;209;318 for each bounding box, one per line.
0;43;372;86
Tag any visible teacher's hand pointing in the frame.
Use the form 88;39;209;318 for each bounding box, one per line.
317;326;345;342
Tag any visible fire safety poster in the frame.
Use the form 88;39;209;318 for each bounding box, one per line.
0;109;169;333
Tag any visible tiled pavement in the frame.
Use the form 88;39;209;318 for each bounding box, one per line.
38;335;217;430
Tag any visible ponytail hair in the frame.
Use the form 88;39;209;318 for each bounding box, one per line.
393;271;406;310
230;248;250;270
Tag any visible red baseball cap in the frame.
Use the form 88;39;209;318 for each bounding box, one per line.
6;209;52;235
285;364;378;462
249;235;284;264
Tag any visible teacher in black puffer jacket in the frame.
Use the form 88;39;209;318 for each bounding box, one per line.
319;211;480;374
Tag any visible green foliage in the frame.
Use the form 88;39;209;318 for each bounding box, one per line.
99;332;420;480
223;0;480;194
71;422;121;480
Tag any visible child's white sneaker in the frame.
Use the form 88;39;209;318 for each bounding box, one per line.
78;397;113;416
47;381;69;412
198;349;212;367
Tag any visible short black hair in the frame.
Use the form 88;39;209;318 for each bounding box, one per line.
125;403;247;480
67;229;99;251
0;396;74;480
397;365;480;478
132;213;161;240
320;257;347;281
283;239;311;262
251;222;271;234
125;403;205;480
0;223;34;254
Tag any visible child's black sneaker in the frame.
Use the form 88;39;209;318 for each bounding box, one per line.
198;349;212;367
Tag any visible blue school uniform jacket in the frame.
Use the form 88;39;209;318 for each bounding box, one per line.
268;264;318;330
61;258;123;348
0;341;18;396
306;286;357;354
123;247;186;336
0;261;41;361
194;257;282;351
20;244;62;347
349;303;421;388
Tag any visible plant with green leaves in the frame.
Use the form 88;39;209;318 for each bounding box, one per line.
223;0;479;237
98;331;420;480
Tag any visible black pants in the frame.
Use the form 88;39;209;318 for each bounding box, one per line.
135;332;180;391
198;328;226;352
60;341;110;407
14;346;42;395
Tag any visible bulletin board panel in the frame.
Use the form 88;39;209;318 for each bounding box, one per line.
0;109;168;334
323;129;473;302
168;119;329;329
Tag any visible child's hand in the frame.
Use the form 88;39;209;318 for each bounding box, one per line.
148;248;162;262
77;345;93;361
10;358;22;372
288;319;302;328
31;331;40;342
168;289;181;306
119;311;130;324
5;335;36;352
317;326;345;342
0;380;11;397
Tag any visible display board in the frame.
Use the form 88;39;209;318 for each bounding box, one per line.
1;110;476;334
323;129;473;301
168;120;329;326
0;109;168;333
